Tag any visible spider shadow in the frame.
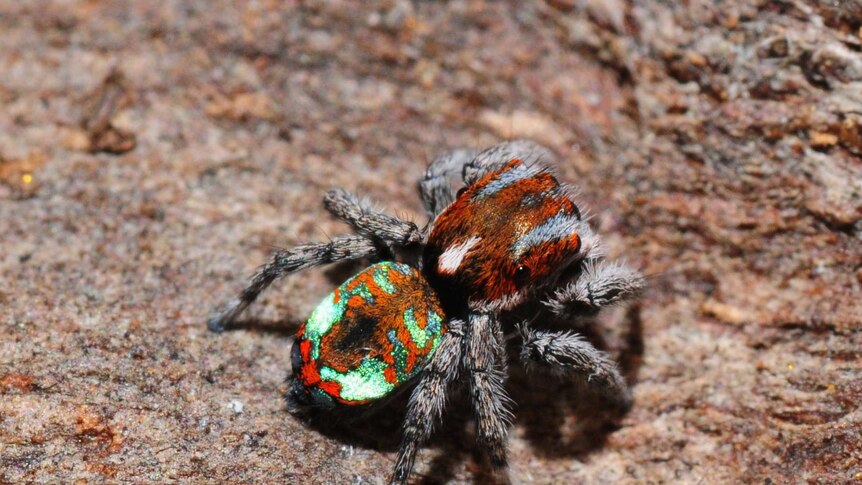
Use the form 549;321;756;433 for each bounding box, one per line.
294;383;479;484
215;316;301;337
507;303;645;460
294;304;643;483
290;380;472;444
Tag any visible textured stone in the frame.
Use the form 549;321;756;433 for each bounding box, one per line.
1;1;860;484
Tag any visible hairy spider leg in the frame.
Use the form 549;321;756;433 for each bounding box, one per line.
391;319;464;485
209;189;426;331
323;189;424;247
519;324;632;409
545;260;646;318
464;312;513;475
207;235;380;332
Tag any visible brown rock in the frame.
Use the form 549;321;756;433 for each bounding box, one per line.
0;374;35;393
810;130;838;148
205;92;279;122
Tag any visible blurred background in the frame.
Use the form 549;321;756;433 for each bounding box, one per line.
1;1;861;483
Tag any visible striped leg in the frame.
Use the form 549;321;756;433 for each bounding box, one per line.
323;189;424;246
464;312;513;478
207;235;378;332
520;324;632;409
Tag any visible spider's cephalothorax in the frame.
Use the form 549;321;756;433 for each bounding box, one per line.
208;141;645;485
425;159;590;314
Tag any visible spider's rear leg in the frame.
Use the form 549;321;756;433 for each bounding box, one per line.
323;189;424;248
519;325;632;410
464;312;513;480
207;235;378;332
418;148;477;217
391;320;464;485
545;261;645;319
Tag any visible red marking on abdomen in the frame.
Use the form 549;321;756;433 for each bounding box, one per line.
299;339;320;386
318;381;342;399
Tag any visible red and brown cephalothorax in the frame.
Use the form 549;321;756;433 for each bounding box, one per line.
424;159;585;312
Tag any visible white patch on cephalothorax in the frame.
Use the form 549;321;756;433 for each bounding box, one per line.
438;236;481;274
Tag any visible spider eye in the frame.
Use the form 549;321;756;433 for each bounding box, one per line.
456;186;468;198
514;265;531;287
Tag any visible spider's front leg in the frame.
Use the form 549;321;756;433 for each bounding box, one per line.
207;235;378;332
391;319;464;485
464;312;513;478
519;325;632;409
545;260;645;319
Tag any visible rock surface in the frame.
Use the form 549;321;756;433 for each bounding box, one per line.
1;1;860;484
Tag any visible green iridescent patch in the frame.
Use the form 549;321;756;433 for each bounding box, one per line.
304;293;344;360
372;264;398;294
388;329;410;382
320;359;395;401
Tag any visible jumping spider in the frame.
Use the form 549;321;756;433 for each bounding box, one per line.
208;140;644;484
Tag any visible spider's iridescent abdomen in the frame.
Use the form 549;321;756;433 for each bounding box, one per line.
289;262;447;408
